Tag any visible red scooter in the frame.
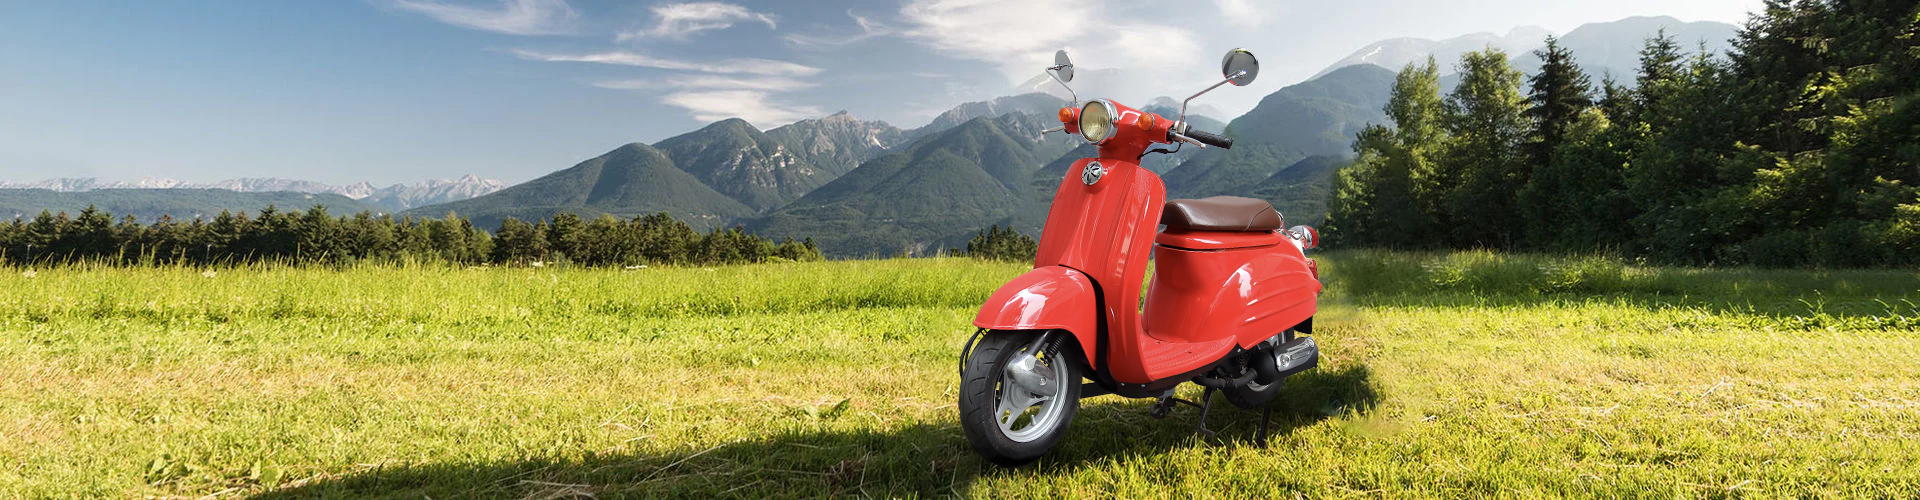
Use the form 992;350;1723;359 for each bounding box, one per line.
958;49;1323;466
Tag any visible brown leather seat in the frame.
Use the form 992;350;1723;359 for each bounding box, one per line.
1160;196;1283;232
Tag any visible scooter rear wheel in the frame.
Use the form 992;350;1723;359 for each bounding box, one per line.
958;330;1081;467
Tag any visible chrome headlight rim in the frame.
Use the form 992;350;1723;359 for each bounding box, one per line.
1080;99;1119;145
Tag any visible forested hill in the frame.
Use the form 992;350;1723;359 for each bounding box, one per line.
1329;1;1920;268
750;113;1079;256
1161;64;1398;206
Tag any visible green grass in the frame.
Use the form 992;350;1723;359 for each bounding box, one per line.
2;252;1917;497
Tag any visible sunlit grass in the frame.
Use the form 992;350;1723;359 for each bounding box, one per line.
2;253;1916;497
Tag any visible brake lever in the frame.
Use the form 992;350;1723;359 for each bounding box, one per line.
1168;132;1207;148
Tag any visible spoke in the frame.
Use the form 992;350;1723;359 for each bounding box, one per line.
996;391;1016;423
997;386;1048;426
1011;387;1038;410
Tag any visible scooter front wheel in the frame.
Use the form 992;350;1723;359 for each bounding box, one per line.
958;330;1082;467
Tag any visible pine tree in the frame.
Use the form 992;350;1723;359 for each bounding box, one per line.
965;225;1037;262
1440;48;1530;248
68;205;115;260
1635;29;1686;114
546;212;583;262
491;217;545;264
1524;36;1595;171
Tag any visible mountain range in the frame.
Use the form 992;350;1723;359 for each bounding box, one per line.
0;189;378;222
0;175;507;212
2;17;1719;257
418;17;1710;256
415;111;914;230
1314;16;1738;81
752;112;1080;255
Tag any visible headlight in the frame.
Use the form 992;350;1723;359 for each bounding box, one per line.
1079;100;1117;144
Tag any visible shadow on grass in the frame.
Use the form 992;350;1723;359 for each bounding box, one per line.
253;365;1376;498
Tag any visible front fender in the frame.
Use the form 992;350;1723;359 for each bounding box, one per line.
973;266;1098;360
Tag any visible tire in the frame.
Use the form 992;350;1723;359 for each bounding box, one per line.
958;330;1082;467
1223;334;1289;409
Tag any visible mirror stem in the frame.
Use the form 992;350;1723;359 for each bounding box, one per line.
1047;65;1078;107
1177;70;1246;126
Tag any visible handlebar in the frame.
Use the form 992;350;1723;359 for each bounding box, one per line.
1185;129;1233;149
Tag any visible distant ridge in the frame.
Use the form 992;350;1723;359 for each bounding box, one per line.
0;175;507;211
0;189;378;222
410;142;754;231
1313;16;1738;79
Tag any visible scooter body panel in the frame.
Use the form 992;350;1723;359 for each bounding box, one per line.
971;265;1099;359
1142;243;1321;350
1035;157;1166;384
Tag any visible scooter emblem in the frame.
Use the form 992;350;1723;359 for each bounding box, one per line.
1082;161;1106;186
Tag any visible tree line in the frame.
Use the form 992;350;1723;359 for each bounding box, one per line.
959;225;1039;262
0;206;822;266
1329;0;1919;268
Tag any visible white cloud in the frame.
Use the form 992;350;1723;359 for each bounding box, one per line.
660;90;824;127
896;0;1208;87
593;75;817;92
531;52;825;127
899;0;1088;76
784;10;893;47
511;49;823;76
619;2;777;41
1110;24;1203;70
1212;0;1268;28
389;0;576;35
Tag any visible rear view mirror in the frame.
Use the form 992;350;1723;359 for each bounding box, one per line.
1222;49;1258;86
1052;50;1074;82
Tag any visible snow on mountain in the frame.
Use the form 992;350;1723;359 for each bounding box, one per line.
0;175;508;211
1312;17;1737;80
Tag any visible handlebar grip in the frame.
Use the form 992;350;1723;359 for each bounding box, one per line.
1186;129;1233;149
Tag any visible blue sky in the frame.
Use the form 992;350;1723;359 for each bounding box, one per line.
0;0;1763;185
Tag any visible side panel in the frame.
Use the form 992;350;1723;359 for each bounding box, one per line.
1143;243;1322;349
972;266;1098;359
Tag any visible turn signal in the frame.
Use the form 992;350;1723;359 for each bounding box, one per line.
1136;113;1156;131
1287;225;1319;250
1058;107;1078;124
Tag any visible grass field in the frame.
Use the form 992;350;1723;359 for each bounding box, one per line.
3;252;1918;498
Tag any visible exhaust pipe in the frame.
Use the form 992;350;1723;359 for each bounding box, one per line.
1254;336;1318;384
1194;335;1319;389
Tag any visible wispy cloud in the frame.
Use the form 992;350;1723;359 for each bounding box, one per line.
619;2;777;41
899;0;1085;67
511;49;823;76
389;0;576;35
592;75;817;92
520;50;825;127
1212;0;1269;28
784;10;892;47
491;2;828;127
897;0;1204;84
660;90;824;127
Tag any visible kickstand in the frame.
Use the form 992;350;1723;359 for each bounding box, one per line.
1167;387;1219;438
1254;405;1273;448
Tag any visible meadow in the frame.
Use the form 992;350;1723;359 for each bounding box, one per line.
2;252;1917;498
